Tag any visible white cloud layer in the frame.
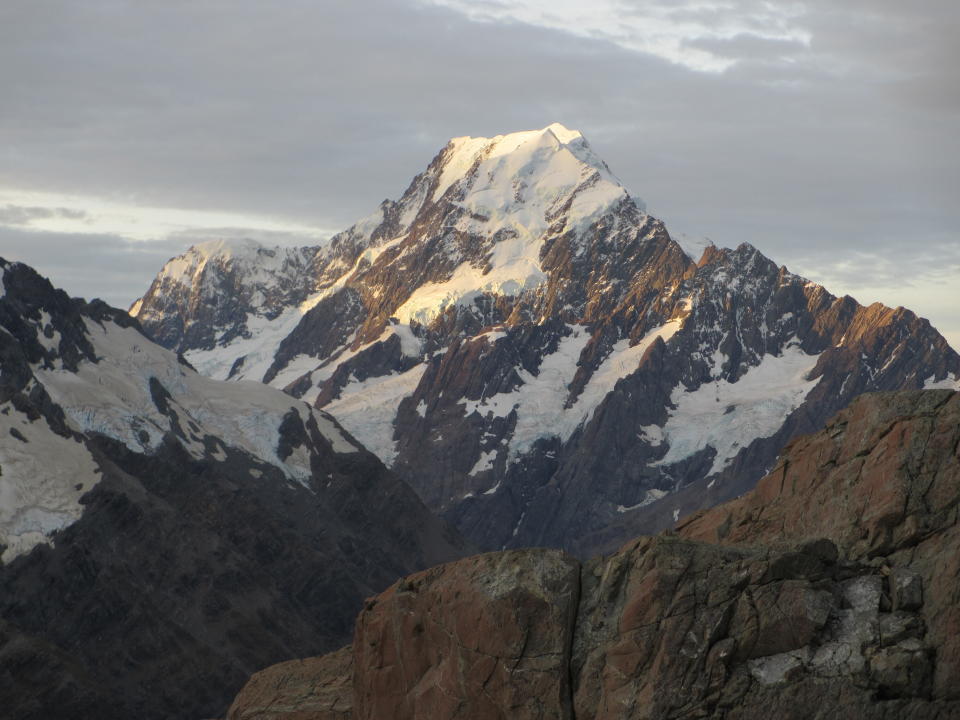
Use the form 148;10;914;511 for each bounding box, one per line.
421;0;811;72
0;188;333;243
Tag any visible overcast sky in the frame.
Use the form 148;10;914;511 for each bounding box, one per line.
1;0;957;349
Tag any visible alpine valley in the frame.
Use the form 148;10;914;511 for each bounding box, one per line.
133;123;960;557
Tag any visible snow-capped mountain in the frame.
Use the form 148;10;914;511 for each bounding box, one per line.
133;123;960;556
0;258;466;719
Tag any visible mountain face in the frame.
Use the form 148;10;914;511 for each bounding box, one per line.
0;259;467;720
226;389;960;720
133;123;960;556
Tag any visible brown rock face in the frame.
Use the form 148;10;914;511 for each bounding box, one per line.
353;549;580;720
227;390;960;719
572;534;949;719
226;646;352;720
679;389;960;702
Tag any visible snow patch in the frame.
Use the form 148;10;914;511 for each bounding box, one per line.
463;320;681;462
483;480;501;495
388;322;423;357
323;364;428;466
272;323;421;398
394;234;548;325
36;320;358;489
462;326;591;458
433;135;491;201
469;448;498;476
474;327;508;344
186;288;339;383
924;373;960;391
0;405;101;563
674;234;713;262
571;318;683;420
33;310;63;358
616;488;667;513
313;415;359;455
639;424;664;446
656;345;823;476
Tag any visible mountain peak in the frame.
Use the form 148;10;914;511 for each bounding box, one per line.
543;121;583;142
445;122;584;155
186;237;267;259
432;122;617;205
131;123;960;563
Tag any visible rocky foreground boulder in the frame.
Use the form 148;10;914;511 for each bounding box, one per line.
227;389;960;719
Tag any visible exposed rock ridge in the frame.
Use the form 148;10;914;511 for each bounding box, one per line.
222;647;353;720
227;390;960;719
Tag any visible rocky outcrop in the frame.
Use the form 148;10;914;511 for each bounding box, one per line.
678;388;960;703
132;125;960;558
353;550;580;720
225;646;353;720
227;390;960;719
0;259;469;720
573;536;940;719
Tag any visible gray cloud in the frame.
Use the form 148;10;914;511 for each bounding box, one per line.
0;205;88;225
164;226;327;247
683;33;809;62
0;227;187;309
0;0;956;348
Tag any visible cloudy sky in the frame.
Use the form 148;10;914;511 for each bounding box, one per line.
1;0;958;348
